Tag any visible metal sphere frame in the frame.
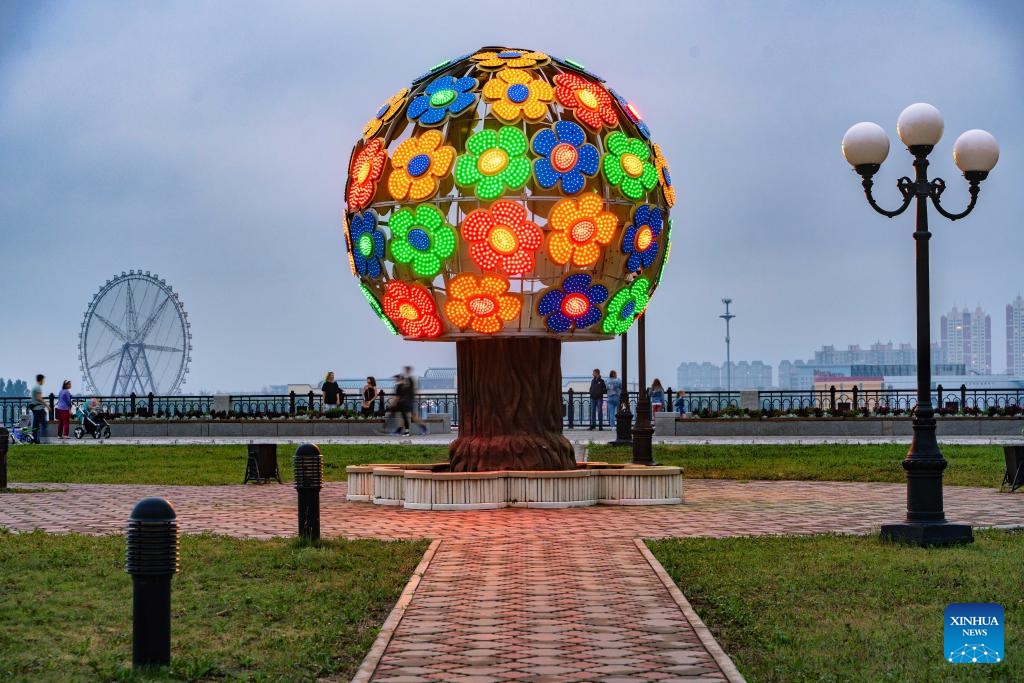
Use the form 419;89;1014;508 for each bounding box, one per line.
79;270;192;396
845;104;997;546
343;46;674;343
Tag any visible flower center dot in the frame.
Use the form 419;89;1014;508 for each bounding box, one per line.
621;300;636;320
570;219;596;244
408;228;431;251
663;167;673;186
561;293;589;318
507;83;529;104
478;148;509;176
376;102;390;118
355;160;372;184
358;233;374;257
635;225;654;252
621;153;644;178
398;303;419;320
550;143;579;173
576;89;599;110
468;295;496;316
498;50;522;59
489;226;518;255
429;88;458;107
407;154;431;178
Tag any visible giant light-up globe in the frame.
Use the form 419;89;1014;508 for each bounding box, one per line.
343;46;676;471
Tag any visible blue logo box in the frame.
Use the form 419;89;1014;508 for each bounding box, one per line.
945;603;1004;664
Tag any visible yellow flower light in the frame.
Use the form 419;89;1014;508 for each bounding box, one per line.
445;274;521;334
472;49;549;70
388;130;456;202
546;194;618;267
653;143;676;208
482;69;554;124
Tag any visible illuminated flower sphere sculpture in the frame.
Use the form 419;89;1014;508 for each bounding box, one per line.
344;47;675;471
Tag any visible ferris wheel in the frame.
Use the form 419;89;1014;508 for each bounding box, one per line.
79;270;192;396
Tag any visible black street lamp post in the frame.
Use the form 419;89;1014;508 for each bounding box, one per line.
610;331;633;446
631;312;654;466
843;103;999;546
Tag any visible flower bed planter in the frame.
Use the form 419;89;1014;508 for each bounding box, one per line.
106;417;449;438
657;416;1024;438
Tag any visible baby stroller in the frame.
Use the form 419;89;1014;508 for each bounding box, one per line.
5;413;35;444
73;402;111;439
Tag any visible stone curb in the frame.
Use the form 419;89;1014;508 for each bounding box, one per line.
635;538;748;683
350;538;442;683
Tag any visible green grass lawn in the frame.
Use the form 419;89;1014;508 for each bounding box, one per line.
649;530;1023;682
3;444;448;486
2;442;1007;488
0;530;427;682
589;443;1006;488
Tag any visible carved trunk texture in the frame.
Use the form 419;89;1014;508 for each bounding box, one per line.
449;337;575;472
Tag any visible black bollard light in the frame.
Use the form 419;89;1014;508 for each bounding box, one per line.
0;427;8;489
125;497;179;669
293;443;323;542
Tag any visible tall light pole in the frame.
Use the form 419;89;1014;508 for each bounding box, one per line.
630;312;654;465
720;298;734;393
843;103;998;546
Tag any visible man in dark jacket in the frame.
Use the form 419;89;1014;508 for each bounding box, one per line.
588;368;607;431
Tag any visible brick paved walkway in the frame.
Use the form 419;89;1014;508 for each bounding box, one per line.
3;480;1023;682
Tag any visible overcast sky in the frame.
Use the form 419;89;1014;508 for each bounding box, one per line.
2;0;1022;393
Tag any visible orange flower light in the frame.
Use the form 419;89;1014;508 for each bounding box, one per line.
445;274;521;334
388;130;455;202
546;194;618;267
362;88;408;140
461;200;543;275
653;143;676;208
482;69;554;124
472;48;549;70
553;72;618;131
381;280;442;339
347;138;388;211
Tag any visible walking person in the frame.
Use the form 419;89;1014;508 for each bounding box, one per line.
403;366;429;435
321;371;344;413
588;368;607;430
56;380;73;440
361;376;381;417
392;373;413;436
605;370;622;428
28;374;48;444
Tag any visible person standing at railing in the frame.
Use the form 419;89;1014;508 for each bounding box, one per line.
588;369;607;431
649;378;666;416
605;370;621;426
321;371;344;413
361;376;381;417
55;380;73;440
28;374;47;444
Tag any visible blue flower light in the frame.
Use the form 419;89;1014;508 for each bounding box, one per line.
621;204;663;273
349;210;385;278
531;121;600;195
407;75;478;126
537;273;609;333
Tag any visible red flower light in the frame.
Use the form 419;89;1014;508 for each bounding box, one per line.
381;280;442;338
461;200;543;275
553;73;618;131
346;138;388;211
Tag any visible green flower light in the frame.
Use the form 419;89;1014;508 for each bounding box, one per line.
602;132;658;200
360;283;398;335
454;126;531;200
388;204;457;278
601;277;651;334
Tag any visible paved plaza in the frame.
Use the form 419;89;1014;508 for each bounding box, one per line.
4;464;1024;682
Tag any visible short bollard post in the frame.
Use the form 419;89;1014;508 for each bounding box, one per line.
125;497;179;670
0;427;9;488
293;443;323;542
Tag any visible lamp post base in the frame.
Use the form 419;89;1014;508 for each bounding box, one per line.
608;406;633;447
880;521;973;547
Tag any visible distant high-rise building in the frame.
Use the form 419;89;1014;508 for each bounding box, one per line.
941;306;991;374
779;341;961;389
677;361;770;390
677;362;721;390
1008;295;1024;376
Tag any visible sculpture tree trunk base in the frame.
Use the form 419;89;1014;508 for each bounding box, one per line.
449;337;575;472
